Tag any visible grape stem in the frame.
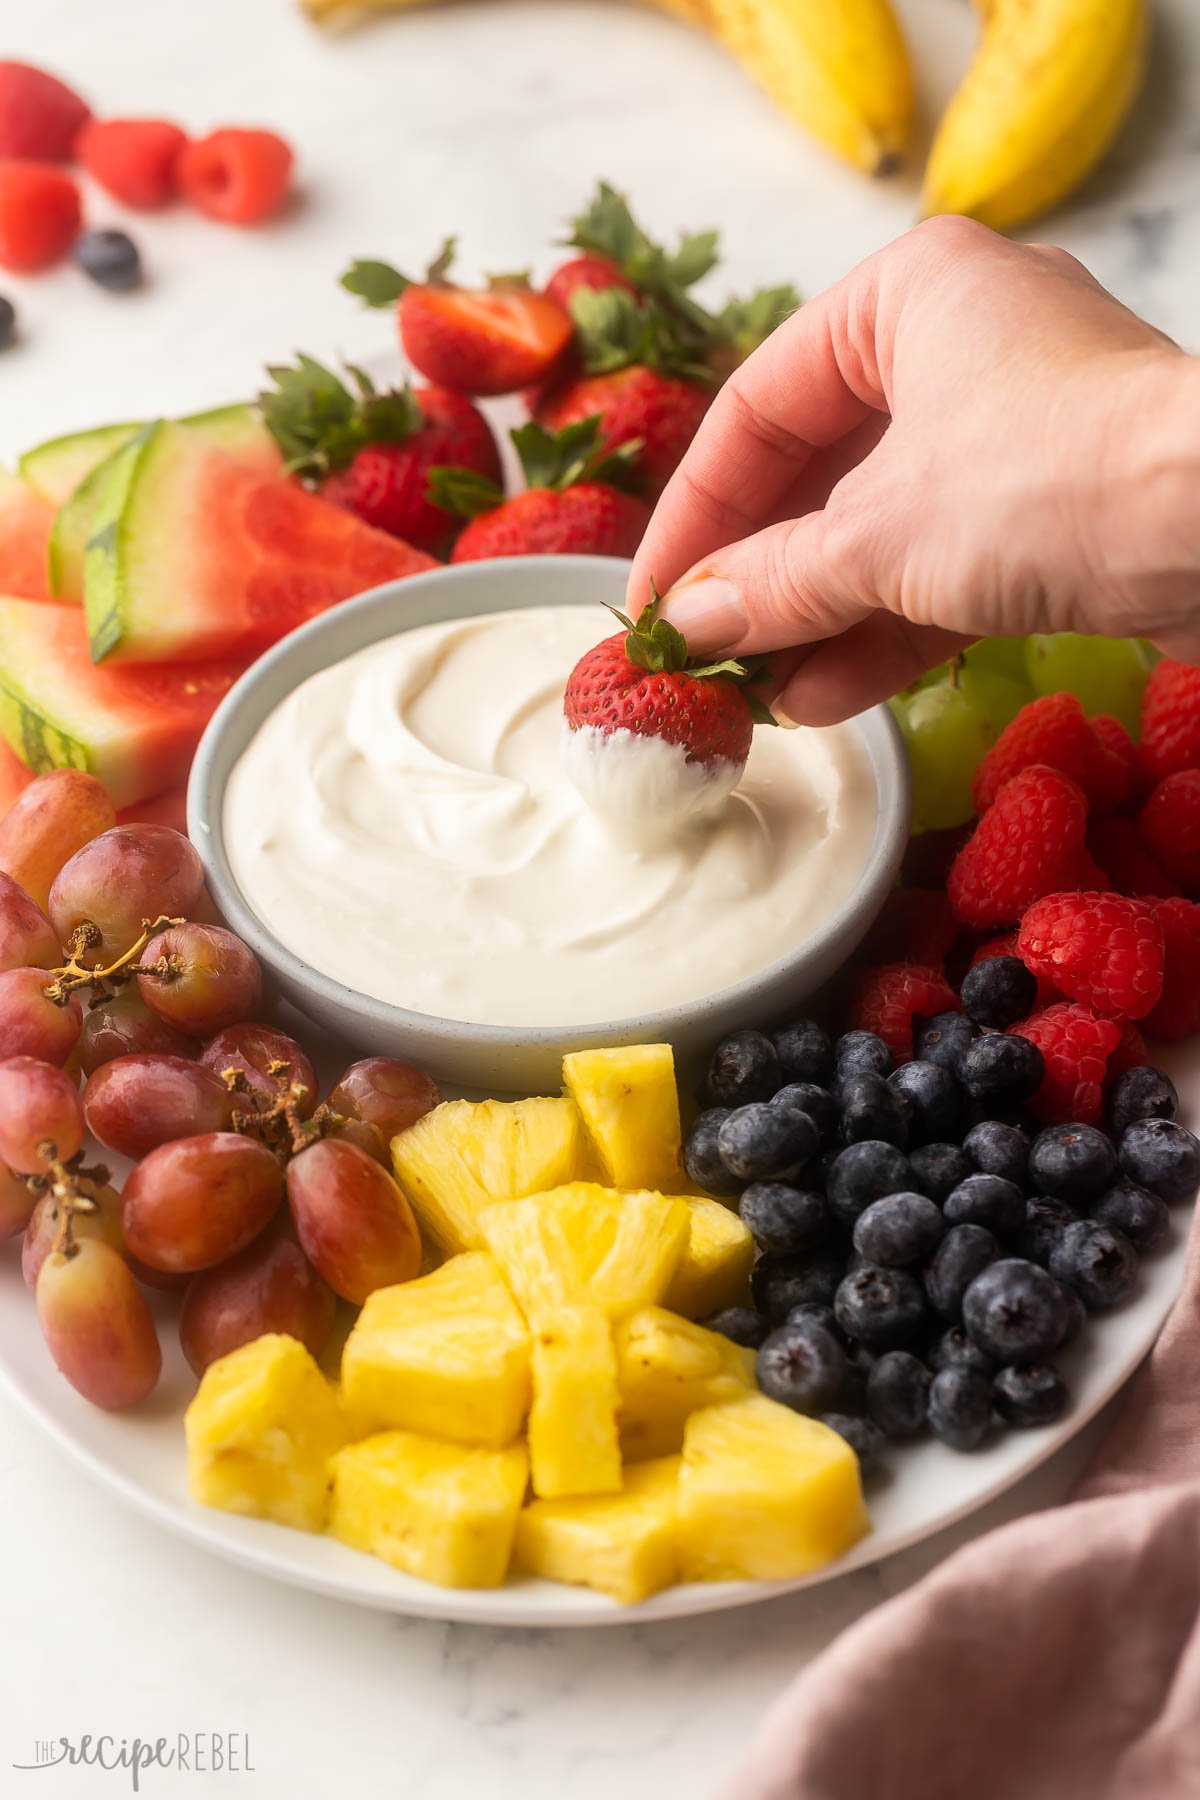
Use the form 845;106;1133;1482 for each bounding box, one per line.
43;915;185;1006
222;1061;352;1165
29;1147;111;1259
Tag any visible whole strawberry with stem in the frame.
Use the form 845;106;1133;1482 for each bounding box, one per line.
259;353;500;557
430;415;650;563
562;584;775;842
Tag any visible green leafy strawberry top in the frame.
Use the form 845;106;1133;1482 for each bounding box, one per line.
612;585;778;726
259;353;424;476
427;415;642;518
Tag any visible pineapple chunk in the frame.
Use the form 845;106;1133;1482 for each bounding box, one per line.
391;1097;583;1255
186;1334;346;1533
478;1182;690;1321
341;1253;530;1448
330;1431;528;1589
562;1045;682;1193
664;1196;755;1320
528;1306;622;1499
615;1306;755;1460
678;1395;868;1582
516;1456;680;1604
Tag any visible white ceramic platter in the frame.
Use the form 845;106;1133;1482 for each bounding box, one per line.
0;1042;1193;1628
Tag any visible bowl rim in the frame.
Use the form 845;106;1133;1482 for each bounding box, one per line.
188;554;911;1052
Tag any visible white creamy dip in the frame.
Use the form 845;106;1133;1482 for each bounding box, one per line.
223;606;877;1027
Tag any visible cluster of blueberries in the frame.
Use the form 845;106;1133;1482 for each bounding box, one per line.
688;960;1200;1469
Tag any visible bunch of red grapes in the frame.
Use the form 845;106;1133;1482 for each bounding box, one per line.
0;770;441;1411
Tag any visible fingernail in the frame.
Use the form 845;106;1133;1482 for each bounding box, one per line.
658;575;746;652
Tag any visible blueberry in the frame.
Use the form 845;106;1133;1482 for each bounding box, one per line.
1107;1065;1179;1138
922;1223;999;1321
965;1098;1040;1138
839;1071;911;1149
915;1010;977;1072
1020;1195;1080;1267
958;1033;1044;1104
928;1365;993;1450
773;1019;833;1085
772;1081;837;1143
719;1102;818;1182
888;1060;962;1145
992;1362;1068;1428
960;956;1038;1029
683;1109;741;1198
866;1349;931;1439
1028;1124;1117;1202
908;1142;973;1204
927;1325;996;1376
819;1412;887;1475
752;1250;844;1324
701;1306;767;1349
785;1301;841;1341
853;1192;945;1267
757;1319;848;1415
844;1339;878;1379
704;1030;781;1107
0;295;15;350
1050;1220;1138;1311
834;1029;892;1084
1089;1177;1169;1254
962;1258;1069;1363
834;1265;926;1349
739;1182;829;1256
943;1173;1025;1237
962;1119;1030;1189
826;1141;913;1226
1119;1118;1200;1204
74;227;143;292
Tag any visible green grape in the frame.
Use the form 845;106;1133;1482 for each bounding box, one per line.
1025;634;1150;734
962;637;1033;686
958;666;1029;738
892;679;992;833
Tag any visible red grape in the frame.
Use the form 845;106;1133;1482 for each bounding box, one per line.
0;967;82;1064
77;985;194;1077
137;922;262;1036
328;1116;389;1165
0;872;60;974
0;770;116;912
37;1239;161;1409
197;1023;317;1117
0;1161;36;1239
286;1137;421;1304
329;1057;441;1142
49;825;204;961
83;1053;234;1159
121;1132;282;1273
0;1056;85;1171
22;1179;125;1289
179;1217;336;1376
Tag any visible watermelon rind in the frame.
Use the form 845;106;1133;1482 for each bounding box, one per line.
19;420;147;508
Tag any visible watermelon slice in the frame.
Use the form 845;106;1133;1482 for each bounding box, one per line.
83;421;437;664
0;596;244;808
48;403;285;601
20;421;146;508
0;469;55;601
0;735;33;820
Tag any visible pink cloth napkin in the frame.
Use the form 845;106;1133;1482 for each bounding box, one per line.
724;1212;1200;1800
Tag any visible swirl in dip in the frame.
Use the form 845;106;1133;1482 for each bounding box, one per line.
223;605;877;1027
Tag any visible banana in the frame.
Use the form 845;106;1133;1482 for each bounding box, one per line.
923;0;1148;233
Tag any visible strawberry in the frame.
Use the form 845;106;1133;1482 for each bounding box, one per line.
535;362;712;496
543;252;637;312
77;118;187;209
0;62;90;162
343;241;572;397
431;416;650;562
259;354;500;556
0;161;81;271
177;128;293;224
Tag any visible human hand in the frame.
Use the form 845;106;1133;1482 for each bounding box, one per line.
628;217;1200;724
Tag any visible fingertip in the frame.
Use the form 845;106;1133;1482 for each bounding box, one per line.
655;573;747;655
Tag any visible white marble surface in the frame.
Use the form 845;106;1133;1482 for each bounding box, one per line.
1;0;1198;1791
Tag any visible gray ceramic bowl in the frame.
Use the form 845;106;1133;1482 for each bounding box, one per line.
189;555;911;1093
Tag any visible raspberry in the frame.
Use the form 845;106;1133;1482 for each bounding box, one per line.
1085;815;1178;899
970;932;1061;1008
177;128;293;224
1090;713;1154;809
972;693;1127;815
0;61;89;162
1139;658;1200;783
1139;771;1200;891
1017;891;1164;1020
77;118;187;209
847;963;959;1064
948;765;1088;930
0;161;81;271
1142;898;1200;1040
1109;1020;1148;1080
1009;1004;1123;1126
861;888;960;971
